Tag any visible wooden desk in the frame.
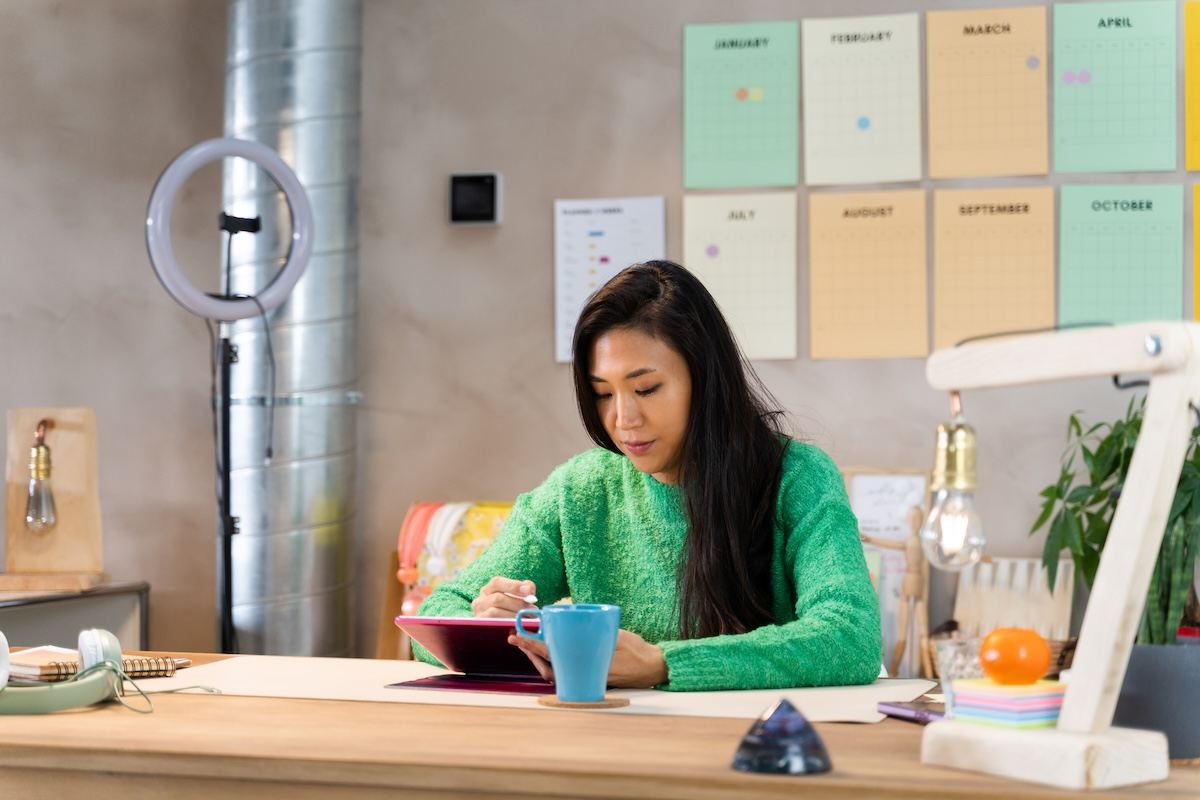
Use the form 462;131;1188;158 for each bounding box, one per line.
0;675;1196;799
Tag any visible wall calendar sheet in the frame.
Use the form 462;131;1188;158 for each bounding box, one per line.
1059;184;1183;325
1053;1;1176;173
933;186;1055;350
802;13;922;185
682;192;797;360
684;21;799;188
926;5;1048;178
808;189;928;359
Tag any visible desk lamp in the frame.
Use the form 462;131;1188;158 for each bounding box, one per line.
918;321;1195;790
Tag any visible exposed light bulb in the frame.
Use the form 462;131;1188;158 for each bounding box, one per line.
920;489;984;570
921;396;985;571
25;419;57;534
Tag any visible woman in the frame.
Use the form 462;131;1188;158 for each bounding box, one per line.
416;260;881;691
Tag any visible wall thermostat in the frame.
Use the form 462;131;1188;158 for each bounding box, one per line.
450;173;503;224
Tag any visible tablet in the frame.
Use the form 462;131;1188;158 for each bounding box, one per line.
393;615;550;693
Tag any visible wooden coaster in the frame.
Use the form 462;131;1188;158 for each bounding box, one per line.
537;695;629;709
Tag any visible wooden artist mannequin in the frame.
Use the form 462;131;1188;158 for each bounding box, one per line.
860;505;932;678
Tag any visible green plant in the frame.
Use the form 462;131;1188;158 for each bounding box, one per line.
1031;395;1200;645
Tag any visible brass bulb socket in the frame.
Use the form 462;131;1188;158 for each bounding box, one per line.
29;444;51;481
930;421;976;492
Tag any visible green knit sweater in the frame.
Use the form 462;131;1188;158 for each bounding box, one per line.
415;440;882;691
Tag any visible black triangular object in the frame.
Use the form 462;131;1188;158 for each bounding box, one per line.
731;698;833;775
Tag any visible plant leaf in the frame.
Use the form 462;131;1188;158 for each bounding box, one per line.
1030;498;1056;535
1044;512;1066;592
1066;485;1094;506
1063;510;1084;557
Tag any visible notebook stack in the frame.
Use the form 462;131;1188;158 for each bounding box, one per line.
951;679;1066;729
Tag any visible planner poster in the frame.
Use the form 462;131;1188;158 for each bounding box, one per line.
1053;1;1176;173
683;21;799;189
801;14;921;186
1186;3;1200;170
926;6;1048;178
808;189;927;359
553;196;666;363
933;187;1055;350
682;192;796;359
1059;184;1183;325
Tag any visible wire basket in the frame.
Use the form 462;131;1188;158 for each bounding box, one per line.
927;635;1077;680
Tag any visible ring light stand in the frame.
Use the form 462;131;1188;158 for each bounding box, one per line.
145;138;313;653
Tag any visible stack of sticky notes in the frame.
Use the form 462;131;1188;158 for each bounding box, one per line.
951;679;1066;729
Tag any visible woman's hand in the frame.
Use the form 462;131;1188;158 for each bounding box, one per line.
471;576;538;618
507;628;668;688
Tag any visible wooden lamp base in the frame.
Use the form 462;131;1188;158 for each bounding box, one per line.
4;409;105;595
921;719;1169;791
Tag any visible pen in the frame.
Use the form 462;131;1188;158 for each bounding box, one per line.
502;591;538;605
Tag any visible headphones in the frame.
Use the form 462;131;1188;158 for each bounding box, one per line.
0;629;123;714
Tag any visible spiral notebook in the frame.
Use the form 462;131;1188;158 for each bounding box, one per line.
8;645;191;682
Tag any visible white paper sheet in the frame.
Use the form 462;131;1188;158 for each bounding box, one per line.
554;196;666;362
682;192;797;360
137;656;933;723
802;14;922;185
848;473;928;676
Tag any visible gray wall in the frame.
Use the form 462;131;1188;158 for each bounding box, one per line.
0;0;224;650
0;0;1177;652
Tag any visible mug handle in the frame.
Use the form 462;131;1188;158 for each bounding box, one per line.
514;609;544;642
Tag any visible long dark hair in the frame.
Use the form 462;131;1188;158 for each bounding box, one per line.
571;260;787;639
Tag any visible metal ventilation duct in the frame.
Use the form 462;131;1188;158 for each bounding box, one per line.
221;0;361;655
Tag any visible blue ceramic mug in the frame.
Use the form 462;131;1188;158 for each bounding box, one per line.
514;603;620;702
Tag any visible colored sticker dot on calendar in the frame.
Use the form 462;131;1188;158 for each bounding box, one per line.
1077;69;1091;85
1062;70;1075;85
749;87;764;101
705;243;720;258
735;87;749;101
1026;55;1040;70
857;116;871;131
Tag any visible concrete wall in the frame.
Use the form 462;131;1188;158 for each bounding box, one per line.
0;0;224;649
1;0;1173;652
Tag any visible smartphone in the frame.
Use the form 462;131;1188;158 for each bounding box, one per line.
877;699;946;724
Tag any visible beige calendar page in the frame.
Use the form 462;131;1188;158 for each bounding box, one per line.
932;187;1054;350
809;189;927;359
926;6;1048;178
683;192;797;360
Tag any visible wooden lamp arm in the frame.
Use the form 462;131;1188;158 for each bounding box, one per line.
926;321;1200;735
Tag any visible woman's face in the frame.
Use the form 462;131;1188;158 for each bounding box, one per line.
589;327;692;484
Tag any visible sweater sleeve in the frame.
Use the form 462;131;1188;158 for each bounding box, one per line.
412;464;571;666
656;452;883;691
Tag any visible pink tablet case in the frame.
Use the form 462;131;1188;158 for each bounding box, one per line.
390;615;553;694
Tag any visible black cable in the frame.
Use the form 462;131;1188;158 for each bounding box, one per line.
204;318;222;512
953;321;1113;348
217;229;276;465
246;294;276;463
224;232;233;296
1112;375;1150;391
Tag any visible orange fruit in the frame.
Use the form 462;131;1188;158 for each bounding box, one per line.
978;627;1051;685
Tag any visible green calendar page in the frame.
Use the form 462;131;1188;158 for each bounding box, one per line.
1053;1;1176;173
683;21;798;188
1059;184;1183;326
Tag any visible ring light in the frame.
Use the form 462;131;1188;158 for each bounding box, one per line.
145;137;314;321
